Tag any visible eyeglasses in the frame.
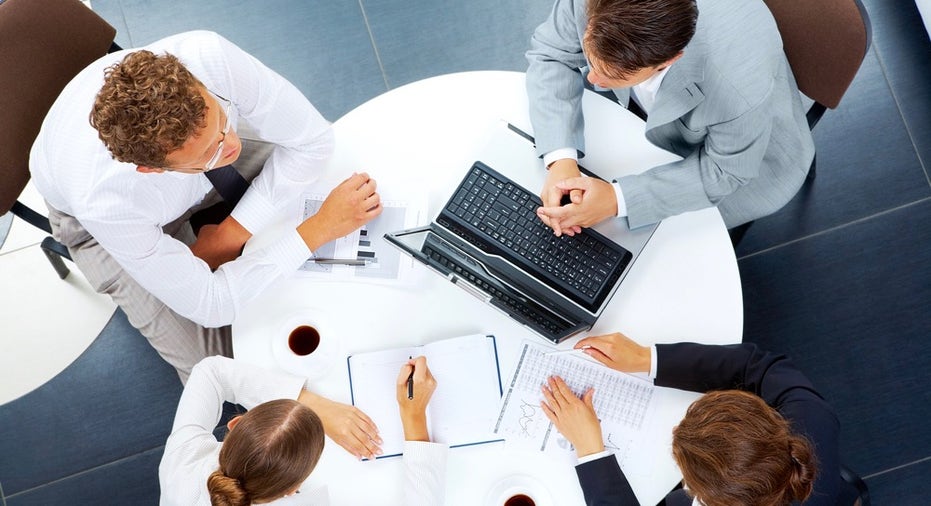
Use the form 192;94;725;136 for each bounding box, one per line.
203;94;233;171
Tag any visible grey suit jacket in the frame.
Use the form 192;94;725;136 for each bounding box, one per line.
526;0;815;228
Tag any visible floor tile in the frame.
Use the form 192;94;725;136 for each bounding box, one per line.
85;0;132;49
0;246;114;404
735;48;931;255
92;0;386;119
4;447;163;506
0;310;181;494
738;198;931;475
0;213;10;249
362;0;552;88
860;0;931;184
0;183;54;255
864;457;931;505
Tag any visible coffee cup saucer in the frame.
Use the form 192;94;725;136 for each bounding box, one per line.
483;473;553;506
270;308;340;381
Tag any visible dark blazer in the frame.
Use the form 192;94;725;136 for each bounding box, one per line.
575;343;840;505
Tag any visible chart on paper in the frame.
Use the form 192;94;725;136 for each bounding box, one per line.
494;341;655;464
298;193;426;282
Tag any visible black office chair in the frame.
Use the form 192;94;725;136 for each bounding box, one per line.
839;463;871;506
730;0;873;245
0;0;121;279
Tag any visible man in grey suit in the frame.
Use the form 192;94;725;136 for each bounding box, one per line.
528;0;814;233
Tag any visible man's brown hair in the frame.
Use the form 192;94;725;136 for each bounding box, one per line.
206;399;325;506
90;50;207;167
585;0;698;78
672;390;818;506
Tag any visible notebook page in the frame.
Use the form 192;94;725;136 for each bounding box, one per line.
348;345;421;457
347;334;502;458
421;334;502;446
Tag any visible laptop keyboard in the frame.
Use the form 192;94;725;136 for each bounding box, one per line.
422;242;572;339
439;162;631;306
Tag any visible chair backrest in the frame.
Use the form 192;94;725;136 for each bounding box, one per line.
763;0;872;109
0;0;116;214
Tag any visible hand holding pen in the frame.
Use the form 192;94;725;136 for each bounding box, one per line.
396;356;437;442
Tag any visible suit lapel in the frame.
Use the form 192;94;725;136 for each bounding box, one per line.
645;51;707;137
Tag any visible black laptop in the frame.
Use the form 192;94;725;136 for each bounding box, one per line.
385;155;656;343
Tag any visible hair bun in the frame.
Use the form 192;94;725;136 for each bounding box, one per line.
207;469;249;506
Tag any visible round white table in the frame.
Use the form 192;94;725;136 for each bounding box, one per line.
234;71;742;506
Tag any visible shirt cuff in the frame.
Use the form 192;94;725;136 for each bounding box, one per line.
576;450;612;465
612;181;629;217
649;344;658;380
543;147;578;168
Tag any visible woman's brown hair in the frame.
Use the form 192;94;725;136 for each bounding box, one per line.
672;390;817;506
207;399;325;506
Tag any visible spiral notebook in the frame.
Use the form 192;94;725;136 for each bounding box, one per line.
347;333;504;458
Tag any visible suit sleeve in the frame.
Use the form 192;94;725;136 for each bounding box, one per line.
575;454;638;505
525;0;589;158
654;343;842;505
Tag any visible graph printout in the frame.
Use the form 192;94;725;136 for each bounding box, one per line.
495;341;655;463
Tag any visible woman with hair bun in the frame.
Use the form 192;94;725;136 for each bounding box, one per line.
540;334;840;505
159;355;447;505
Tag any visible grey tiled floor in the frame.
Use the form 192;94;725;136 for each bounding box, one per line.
1;1;929;504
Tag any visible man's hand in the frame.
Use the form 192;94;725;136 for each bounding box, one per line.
536;176;617;237
540;159;583;236
298;390;383;460
189;216;252;270
540;376;604;458
298;172;382;251
396;356;437;442
575;332;651;373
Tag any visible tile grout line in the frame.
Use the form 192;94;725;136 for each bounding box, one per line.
356;0;391;92
3;446;165;499
862;455;931;480
0;240;44;258
736;196;931;261
116;0;135;48
870;36;931;189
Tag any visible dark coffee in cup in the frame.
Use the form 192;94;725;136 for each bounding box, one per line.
504;494;535;506
288;325;320;356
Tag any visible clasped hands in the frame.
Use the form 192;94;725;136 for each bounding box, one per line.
540;332;651;458
537;159;618;237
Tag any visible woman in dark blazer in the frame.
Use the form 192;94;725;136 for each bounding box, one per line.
540;333;840;506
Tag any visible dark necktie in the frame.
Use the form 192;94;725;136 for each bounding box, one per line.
190;165;249;234
205;164;249;206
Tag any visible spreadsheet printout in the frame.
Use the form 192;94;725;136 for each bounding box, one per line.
495;341;656;462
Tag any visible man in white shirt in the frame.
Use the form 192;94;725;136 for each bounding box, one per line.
527;0;814;234
30;31;381;383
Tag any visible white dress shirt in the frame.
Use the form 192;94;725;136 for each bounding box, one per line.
543;66;672;220
30;31;333;327
158;356;448;506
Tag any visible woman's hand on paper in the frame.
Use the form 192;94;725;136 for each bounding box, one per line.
299;390;382;460
575;332;651;374
540;376;605;458
396;356;437;442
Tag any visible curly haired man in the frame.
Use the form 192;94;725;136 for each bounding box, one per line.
30;31;381;385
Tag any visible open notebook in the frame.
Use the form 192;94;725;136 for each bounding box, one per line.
347;333;504;458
